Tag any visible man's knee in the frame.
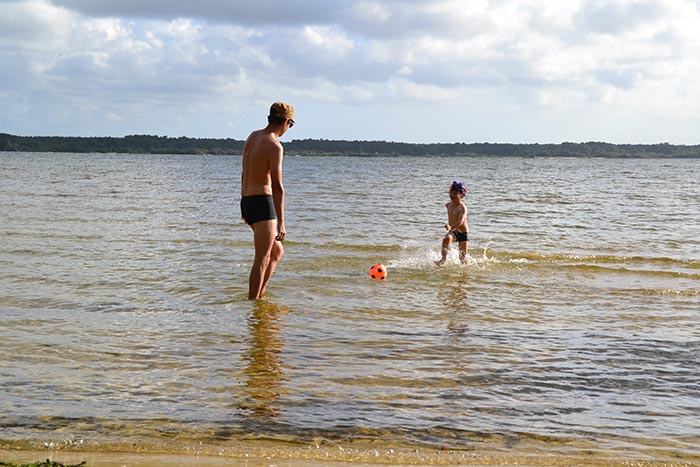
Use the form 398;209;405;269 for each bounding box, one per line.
271;242;284;262
254;253;271;270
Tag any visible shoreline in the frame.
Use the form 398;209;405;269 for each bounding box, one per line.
3;441;700;467
3;150;700;159
2;450;699;467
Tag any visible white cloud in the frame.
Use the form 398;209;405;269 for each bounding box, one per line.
1;0;700;142
346;1;392;24
47;0;338;26
301;25;354;58
0;0;73;49
574;0;666;35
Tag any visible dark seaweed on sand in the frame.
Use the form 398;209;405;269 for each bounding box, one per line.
0;460;86;467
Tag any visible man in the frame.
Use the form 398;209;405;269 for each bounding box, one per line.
240;102;295;299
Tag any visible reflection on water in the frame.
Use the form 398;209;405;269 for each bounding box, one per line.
442;278;471;337
241;300;287;419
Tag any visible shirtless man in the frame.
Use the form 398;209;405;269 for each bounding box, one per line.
435;180;469;265
240;102;294;299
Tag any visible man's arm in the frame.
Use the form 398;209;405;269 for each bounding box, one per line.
240;133;253;194
270;144;285;241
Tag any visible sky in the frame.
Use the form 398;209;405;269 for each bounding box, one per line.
2;0;700;144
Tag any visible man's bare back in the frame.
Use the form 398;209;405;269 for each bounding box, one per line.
241;129;282;197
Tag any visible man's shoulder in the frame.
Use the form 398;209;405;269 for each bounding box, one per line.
246;129;264;141
247;130;282;152
257;131;282;149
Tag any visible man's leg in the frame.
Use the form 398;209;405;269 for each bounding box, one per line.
258;240;284;298
249;220;276;299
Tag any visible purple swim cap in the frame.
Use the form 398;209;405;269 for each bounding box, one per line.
451;180;468;196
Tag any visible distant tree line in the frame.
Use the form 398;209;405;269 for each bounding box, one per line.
0;133;244;155
1;132;699;158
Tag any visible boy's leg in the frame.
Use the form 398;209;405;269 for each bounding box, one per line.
435;233;453;266
248;220;277;299
458;241;469;264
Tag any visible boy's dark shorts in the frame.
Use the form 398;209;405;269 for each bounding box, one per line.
450;230;469;242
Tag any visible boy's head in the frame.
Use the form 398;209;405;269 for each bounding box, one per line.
450;180;468;198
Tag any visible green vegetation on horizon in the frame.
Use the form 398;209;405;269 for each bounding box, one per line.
1;132;699;158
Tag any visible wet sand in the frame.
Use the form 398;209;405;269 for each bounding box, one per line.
3;447;699;467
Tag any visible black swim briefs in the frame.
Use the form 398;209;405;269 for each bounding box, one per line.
450;230;469;242
240;195;276;225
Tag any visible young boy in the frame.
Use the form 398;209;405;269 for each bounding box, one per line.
435;180;469;266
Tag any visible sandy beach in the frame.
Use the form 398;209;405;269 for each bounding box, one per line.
3;445;700;467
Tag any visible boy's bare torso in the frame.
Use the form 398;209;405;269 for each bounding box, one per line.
446;200;468;232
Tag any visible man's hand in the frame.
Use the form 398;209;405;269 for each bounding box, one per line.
276;225;286;242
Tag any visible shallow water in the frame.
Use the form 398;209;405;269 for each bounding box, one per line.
1;152;699;463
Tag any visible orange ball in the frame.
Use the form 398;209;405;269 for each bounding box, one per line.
369;263;387;280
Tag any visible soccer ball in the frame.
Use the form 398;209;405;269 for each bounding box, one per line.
369;263;387;280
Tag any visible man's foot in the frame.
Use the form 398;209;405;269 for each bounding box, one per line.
435;259;445;266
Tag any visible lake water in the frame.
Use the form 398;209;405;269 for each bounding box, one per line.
1;152;699;465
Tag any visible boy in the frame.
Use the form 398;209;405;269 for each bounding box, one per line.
435;180;469;266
